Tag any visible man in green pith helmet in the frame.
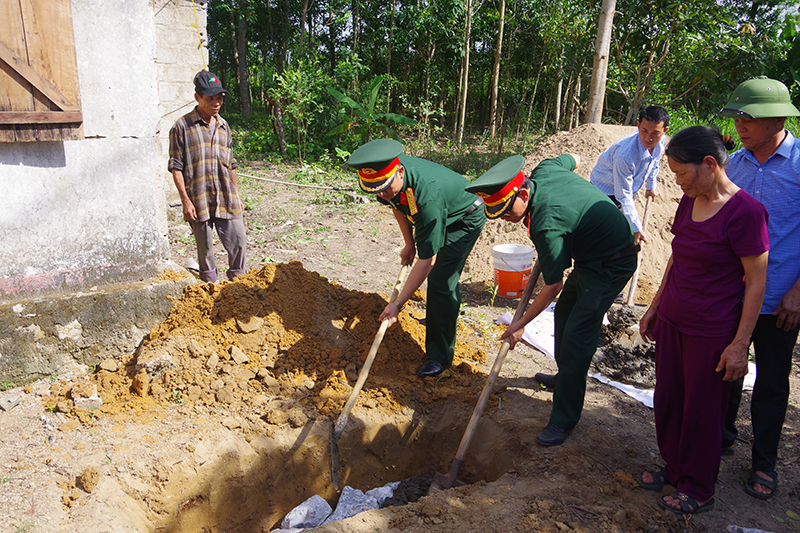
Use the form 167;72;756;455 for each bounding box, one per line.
466;154;638;446
719;76;800;500
348;139;485;378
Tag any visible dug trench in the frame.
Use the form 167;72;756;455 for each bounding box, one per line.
42;261;559;532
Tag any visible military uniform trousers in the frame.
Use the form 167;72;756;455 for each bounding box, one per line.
550;254;637;430
425;209;485;365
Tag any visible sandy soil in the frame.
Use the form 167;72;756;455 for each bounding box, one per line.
1;124;798;533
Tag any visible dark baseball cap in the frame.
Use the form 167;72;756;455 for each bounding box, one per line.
194;70;228;96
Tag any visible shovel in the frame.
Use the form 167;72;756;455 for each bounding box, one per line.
625;196;653;306
429;260;541;493
330;262;410;489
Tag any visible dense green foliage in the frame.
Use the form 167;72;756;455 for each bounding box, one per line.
207;1;797;160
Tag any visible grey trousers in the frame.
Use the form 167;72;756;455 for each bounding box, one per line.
189;217;247;282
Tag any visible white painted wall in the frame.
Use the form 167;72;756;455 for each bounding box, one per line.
0;0;206;302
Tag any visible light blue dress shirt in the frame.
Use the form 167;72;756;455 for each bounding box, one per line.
590;131;663;233
727;130;800;314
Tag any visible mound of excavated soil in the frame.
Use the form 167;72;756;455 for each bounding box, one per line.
465;123;680;305
45;262;492;427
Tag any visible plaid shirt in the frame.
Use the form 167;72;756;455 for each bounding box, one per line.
168;107;240;222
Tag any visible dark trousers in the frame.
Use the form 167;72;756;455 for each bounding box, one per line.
549;254;636;430
654;319;732;502
723;314;799;474
189;217;247;283
425;209;485;365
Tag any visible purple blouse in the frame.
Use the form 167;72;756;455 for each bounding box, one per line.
658;189;769;337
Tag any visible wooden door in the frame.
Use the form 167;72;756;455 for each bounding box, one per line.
0;0;83;142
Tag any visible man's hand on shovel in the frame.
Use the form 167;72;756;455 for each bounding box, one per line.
378;301;402;326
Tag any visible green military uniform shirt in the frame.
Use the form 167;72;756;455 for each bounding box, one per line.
528;155;634;285
377;155;479;259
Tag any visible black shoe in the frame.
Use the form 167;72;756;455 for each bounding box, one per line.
534;372;558;389
416;359;450;378
721;443;735;456
535;424;572;447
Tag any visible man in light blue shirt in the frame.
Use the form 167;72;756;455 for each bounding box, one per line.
590;106;669;245
720;77;800;501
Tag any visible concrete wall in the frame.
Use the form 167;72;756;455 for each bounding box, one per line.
0;0;206;304
154;0;209;205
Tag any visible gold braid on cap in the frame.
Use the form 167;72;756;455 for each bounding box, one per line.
358;157;400;188
476;171;525;207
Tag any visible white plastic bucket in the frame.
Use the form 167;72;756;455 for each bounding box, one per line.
491;244;535;297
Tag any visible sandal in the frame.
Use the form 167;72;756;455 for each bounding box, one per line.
636;467;668;490
744;470;778;500
659;491;715;515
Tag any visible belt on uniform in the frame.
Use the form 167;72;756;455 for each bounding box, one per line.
466;198;484;215
606;243;640;262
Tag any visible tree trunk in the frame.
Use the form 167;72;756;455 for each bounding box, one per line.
229;10;237;95
570;74;583;129
424;43;435;102
328;8;336;75
585;0;617;123
563;70;574;130
457;0;472;145
524;60;543;134
454;61;463;137
351;0;360;92
352;0;359;54
236;2;251;120
298;0;310;56
273;100;287;156
488;0;505;138
554;60;563;131
387;0;395;110
541;95;550;130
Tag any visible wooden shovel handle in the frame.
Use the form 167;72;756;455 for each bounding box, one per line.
441;260;541;488
333;263;410;437
625;196;653;306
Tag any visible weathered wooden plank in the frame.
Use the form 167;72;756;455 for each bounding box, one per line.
0;127;17;143
0;0;83;141
0;41;80;112
0;111;83;123
0;0;32;112
19;0;82;110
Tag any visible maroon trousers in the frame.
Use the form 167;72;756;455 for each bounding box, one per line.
653;318;732;502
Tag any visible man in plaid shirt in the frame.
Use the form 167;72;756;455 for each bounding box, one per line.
168;70;246;283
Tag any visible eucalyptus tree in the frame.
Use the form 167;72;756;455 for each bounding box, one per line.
609;0;788;123
585;0;616;124
488;0;506;138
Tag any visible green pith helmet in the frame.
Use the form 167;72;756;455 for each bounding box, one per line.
347;139;404;193
719;76;800;118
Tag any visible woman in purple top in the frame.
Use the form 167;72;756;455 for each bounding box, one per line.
637;126;769;515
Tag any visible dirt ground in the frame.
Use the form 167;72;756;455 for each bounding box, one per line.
1;124;798;533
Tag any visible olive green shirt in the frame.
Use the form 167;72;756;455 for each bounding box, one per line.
527;155;634;285
377;155;479;259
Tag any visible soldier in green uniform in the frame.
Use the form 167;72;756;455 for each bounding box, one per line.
466;154;638;446
348;139;485;377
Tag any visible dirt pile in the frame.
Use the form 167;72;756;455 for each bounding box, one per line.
594;306;656;389
45;262;492;427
